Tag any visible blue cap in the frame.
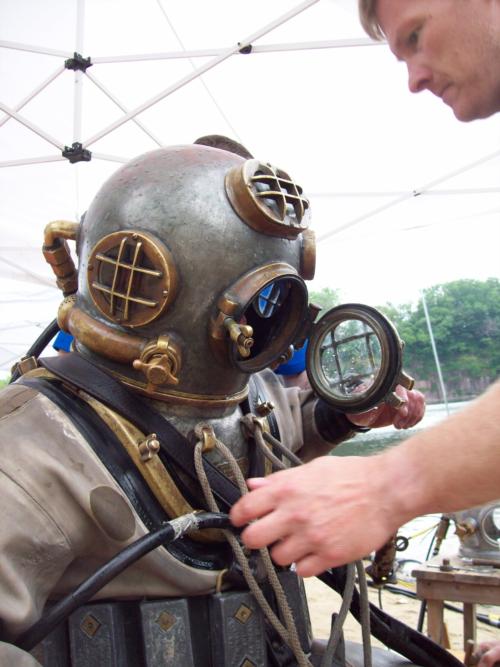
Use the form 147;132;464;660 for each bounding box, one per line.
275;340;308;376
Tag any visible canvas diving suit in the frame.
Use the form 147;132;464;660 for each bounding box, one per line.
0;144;424;667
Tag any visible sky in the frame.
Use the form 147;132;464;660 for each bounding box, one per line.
0;0;499;373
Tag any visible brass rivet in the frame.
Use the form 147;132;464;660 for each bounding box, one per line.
241;659;256;667
80;614;101;638
156;610;176;632
234;604;253;625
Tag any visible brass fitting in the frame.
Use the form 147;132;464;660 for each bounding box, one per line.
396;370;415;391
455;518;477;538
132;335;182;393
256;401;275;417
138;433;160;462
224;317;254;358
194;423;219;453
43;220;79;296
11;356;38;377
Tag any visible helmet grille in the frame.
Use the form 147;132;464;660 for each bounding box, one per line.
225;159;311;238
87;231;177;328
250;163;310;227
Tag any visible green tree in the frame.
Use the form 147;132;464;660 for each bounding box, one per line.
379;278;499;400
308;286;340;317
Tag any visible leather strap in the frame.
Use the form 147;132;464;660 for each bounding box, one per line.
40;353;241;510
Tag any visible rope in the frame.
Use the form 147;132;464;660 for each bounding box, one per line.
194;414;376;667
262;428;304;467
320;563;355;667
193;436;312;667
356;561;373;667
241;413;376;665
241;413;303;469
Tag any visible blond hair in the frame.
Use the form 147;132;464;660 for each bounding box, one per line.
358;0;386;41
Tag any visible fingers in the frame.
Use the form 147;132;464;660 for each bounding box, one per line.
347;405;382;428
347;387;425;430
393;387;426;429
294;553;334;578
246;477;269;490
239;510;291;550
269;530;318;567
477;642;500;667
230;480;278;527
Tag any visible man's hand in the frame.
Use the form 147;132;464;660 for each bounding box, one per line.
347;385;425;430
230;454;400;577
475;640;500;667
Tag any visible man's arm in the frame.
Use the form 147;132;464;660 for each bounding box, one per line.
230;381;500;577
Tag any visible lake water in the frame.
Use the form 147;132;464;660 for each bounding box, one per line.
332;400;470;458
331;401;472;565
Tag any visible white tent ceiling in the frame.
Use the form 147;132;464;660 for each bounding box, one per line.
1;0;499;375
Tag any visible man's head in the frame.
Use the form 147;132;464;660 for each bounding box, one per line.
358;0;500;121
193;135;253;159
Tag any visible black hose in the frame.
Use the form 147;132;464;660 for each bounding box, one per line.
10;318;60;383
17;511;231;651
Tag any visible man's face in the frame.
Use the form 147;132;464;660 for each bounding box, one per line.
375;0;500;121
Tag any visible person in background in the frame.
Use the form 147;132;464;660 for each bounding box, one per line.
274;341;310;390
230;10;500;666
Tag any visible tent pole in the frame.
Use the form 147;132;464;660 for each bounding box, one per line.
91;38;381;64
0;102;64;150
0;156;65;168
421;289;450;414
73;0;85;144
156;0;240;140
72;0;86;221
317;147;500;243
91;152;129;163
85;71;163;147
0;66;65;129
309;187;500;198
0;40;71;58
82;0;320;148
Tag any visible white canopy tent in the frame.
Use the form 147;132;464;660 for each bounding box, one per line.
1;0;499;375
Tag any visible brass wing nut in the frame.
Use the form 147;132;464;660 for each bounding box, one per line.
224;318;254;358
133;335;182;392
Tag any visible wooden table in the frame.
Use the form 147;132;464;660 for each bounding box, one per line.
412;556;500;650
